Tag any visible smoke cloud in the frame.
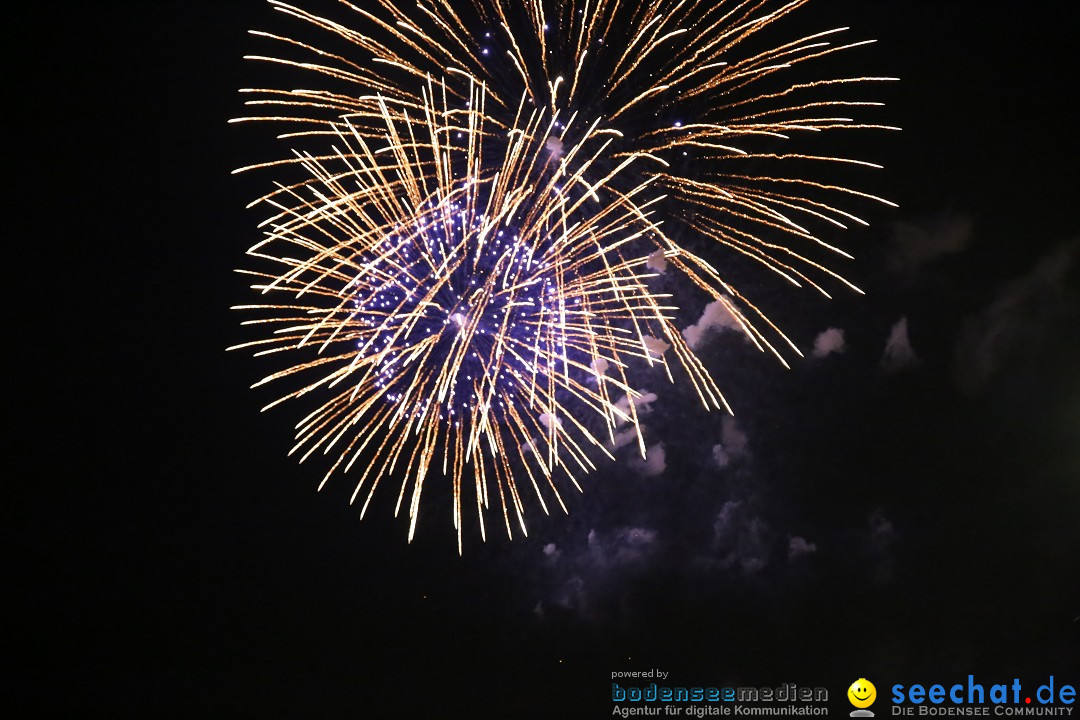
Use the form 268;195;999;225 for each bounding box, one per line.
882;316;919;372
811;328;847;358
683;299;741;350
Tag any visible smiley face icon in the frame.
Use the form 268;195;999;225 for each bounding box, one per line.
848;679;877;709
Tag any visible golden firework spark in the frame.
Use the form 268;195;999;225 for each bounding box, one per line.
231;0;896;549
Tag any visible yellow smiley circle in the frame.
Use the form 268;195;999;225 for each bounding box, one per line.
848;679;877;708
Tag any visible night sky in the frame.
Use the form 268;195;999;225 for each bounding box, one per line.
14;1;1079;717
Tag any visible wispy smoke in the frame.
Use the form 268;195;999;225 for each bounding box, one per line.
629;442;667;477
811;328;847;358
788;536;818;560
613;391;659;427
889;214;973;271
710;500;773;574
882;316;919;372
536;526;661;619
868;509;900;583
711;415;749;469
683;299;741;350
645;249;669;273
954;241;1078;394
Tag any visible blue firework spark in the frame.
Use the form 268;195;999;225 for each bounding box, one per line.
354;194;569;424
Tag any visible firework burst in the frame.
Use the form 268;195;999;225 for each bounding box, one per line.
231;0;895;549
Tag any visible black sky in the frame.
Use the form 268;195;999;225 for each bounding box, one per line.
13;1;1079;717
